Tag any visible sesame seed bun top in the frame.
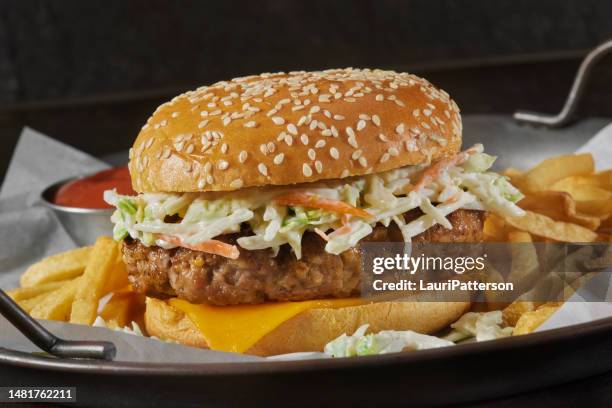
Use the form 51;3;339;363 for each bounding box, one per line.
129;68;462;193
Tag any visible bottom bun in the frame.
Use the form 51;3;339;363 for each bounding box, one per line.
145;297;470;356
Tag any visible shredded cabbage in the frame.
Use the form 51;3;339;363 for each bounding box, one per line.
324;324;454;357
105;144;525;258
324;311;514;358
442;311;513;342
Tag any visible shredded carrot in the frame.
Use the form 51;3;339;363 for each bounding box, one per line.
443;192;462;205
160;235;240;259
328;214;353;239
411;148;478;192
314;228;330;241
274;192;373;219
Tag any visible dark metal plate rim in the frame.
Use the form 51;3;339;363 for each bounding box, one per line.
0;315;610;377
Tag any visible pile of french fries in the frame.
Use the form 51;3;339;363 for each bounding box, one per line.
8;237;144;330
5;153;612;339
486;153;612;334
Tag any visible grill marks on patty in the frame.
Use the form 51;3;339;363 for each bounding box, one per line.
122;209;484;305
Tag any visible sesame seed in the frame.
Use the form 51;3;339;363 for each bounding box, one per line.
394;99;405;107
297;116;308;126
321;129;332;137
380;153;390;163
198;120;209;129
273;153;285;165
221;143;228;154
287;124;298;135
351;150;362;160
309;120;318;130
230;178;244;189
258;163;268;176
413;109;420;118
421;122;431;129
333;114;345;121
388;147;400;156
222;116;231;126
271;116;285;125
330;147;339;159
315;139;326;148
300;134;309;145
348;136;358;149
309;106;320;114
171;112;180;118
395;123;405;134
358;114;371;120
260;144;269;155
206;174;214;184
244;121;257;128
308;149;316;160
284;135;294;146
197;178;206;189
302;163;313;177
372;115;381;126
217;160;229;170
315;160;323;174
375;94;384;101
423;109;432;117
238;150;248;163
346;126;356;138
356;120;366;131
358;157;368;167
341;169;350;178
185;144;194;154
404;139;417;151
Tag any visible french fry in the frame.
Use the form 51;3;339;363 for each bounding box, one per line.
30;278;81;321
70;237;122;325
20;247;91;287
550;171;612;191
100;291;145;329
503;301;536;327
483;213;508;241
504;211;598;242
551;182;612;202
516;153;594;193
575;199;612;219
17;291;57;314
513;306;559;335
518;191;601;230
507;231;540;293
7;280;70;302
103;242;129;293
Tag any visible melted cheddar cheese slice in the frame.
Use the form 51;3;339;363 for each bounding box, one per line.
169;297;365;353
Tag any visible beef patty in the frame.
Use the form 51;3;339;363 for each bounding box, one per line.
122;209;484;305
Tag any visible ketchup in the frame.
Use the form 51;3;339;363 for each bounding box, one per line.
54;166;135;209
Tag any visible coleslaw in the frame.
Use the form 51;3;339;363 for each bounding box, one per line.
104;144;524;258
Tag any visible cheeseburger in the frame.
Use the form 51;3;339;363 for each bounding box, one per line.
104;68;524;355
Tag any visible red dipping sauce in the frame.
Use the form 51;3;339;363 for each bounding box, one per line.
54;166;135;209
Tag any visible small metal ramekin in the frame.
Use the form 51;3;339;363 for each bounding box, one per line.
40;176;114;246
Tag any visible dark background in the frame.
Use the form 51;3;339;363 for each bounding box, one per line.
1;0;612;181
